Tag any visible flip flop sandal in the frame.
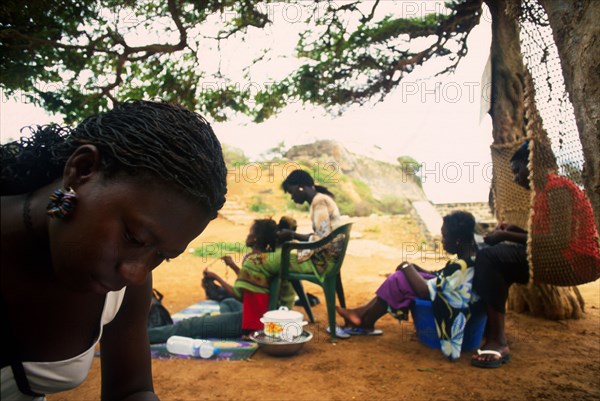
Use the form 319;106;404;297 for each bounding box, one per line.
325;326;351;339
471;349;511;368
344;327;383;336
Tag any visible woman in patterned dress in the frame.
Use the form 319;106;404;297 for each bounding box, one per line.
337;211;478;360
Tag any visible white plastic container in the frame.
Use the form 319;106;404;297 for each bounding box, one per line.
166;335;217;358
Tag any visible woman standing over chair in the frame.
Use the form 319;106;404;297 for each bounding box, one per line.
277;169;343;269
233;169;344;333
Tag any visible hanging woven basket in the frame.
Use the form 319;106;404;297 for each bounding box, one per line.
527;138;600;286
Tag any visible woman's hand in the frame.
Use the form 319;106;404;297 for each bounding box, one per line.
221;256;240;274
396;262;413;271
497;223;527;234
203;268;220;281
484;225;528;245
401;264;430;299
204;267;237;299
483;229;507;245
396;262;427;273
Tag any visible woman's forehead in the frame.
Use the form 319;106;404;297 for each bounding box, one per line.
108;177;209;235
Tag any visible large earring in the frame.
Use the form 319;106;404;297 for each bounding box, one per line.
47;187;77;219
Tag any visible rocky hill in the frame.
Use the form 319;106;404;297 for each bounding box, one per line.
220;140;492;241
285;140;427;204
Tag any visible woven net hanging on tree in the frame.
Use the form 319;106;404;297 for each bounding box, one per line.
514;0;600;286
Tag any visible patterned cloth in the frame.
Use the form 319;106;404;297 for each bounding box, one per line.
427;258;476;360
233;250;305;309
297;193;343;278
376;270;435;316
381;258;476;360
145;300;258;360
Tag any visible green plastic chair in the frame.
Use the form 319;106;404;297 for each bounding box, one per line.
269;223;353;339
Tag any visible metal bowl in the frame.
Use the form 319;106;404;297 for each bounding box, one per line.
250;330;313;357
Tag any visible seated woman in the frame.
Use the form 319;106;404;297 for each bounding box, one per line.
337;211;478;360
202;216;298;302
471;140;600;368
147;218;280;343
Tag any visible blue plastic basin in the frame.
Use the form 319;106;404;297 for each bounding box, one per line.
410;298;487;351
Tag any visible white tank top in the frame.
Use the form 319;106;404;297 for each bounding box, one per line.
1;288;126;400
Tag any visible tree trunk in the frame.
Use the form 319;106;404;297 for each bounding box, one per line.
538;0;600;231
486;0;584;319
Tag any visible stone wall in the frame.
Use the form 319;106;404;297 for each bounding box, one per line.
434;202;496;224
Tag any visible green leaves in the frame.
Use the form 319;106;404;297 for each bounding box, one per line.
1;0;483;124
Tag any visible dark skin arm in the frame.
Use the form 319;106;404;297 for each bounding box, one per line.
100;276;159;401
484;224;528;246
396;262;429;274
398;263;430;299
221;255;240;275
277;229;312;242
203;269;236;298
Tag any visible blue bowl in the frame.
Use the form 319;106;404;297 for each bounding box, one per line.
410;298;486;351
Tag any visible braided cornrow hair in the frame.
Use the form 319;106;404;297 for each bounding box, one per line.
252;219;278;252
1;100;227;218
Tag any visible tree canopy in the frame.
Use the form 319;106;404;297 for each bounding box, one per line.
0;0;484;123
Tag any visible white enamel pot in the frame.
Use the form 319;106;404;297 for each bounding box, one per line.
260;307;308;342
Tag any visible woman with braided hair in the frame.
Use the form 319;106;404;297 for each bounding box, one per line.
148;218;285;343
230;169;345;334
1;101;227;400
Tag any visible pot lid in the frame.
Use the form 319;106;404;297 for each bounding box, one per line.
262;306;304;320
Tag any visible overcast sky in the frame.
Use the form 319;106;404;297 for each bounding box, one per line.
0;1;494;204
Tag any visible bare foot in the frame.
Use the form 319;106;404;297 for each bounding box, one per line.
336;306;361;327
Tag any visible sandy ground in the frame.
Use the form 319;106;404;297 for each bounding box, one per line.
49;214;600;401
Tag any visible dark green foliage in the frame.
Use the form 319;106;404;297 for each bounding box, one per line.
378;195;410;215
1;0;272;122
1;0;483;123
397;155;422;187
249;196;276;214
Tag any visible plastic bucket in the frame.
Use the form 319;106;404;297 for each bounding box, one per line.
410;298;487;351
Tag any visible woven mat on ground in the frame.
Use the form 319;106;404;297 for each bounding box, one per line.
170;299;221;323
153;299;257;361
150;339;257;361
96;300;258;360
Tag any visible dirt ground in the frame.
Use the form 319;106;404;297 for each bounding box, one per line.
50;214;600;401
